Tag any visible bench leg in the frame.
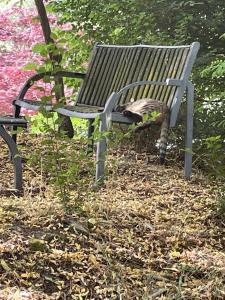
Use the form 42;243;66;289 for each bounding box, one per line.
12;102;21;143
95;115;107;183
87;119;94;155
0;125;23;191
185;82;194;179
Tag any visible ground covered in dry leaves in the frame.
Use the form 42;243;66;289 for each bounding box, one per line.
0;134;225;300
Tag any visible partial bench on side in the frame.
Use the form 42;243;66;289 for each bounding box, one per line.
0;116;27;192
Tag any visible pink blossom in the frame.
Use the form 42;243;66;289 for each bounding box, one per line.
0;6;44;115
61;22;73;31
0;6;74;115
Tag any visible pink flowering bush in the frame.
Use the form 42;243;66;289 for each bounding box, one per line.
0;6;45;115
0;5;89;116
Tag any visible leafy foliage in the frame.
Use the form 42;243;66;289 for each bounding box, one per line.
49;0;152;45
28;115;93;209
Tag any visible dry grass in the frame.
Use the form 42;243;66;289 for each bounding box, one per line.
0;134;224;299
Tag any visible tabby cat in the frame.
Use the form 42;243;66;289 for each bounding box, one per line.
116;99;170;164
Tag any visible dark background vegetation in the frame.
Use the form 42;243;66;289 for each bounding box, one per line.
50;0;225;176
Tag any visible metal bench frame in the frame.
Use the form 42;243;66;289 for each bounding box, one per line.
13;42;200;182
0;117;27;191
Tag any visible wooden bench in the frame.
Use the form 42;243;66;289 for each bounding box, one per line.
0;116;27;191
13;42;200;182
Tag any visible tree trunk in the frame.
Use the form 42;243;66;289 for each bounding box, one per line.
34;0;74;138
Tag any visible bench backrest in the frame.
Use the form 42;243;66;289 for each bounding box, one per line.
77;43;199;113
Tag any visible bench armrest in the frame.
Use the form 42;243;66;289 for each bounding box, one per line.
117;79;185;96
16;71;86;100
103;78;188;120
